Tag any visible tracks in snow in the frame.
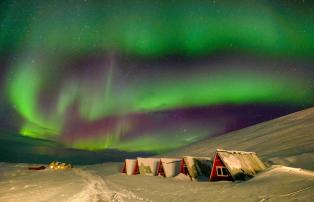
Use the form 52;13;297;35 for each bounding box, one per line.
70;168;150;202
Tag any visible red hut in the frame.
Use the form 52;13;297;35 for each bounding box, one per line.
210;149;266;181
209;152;233;181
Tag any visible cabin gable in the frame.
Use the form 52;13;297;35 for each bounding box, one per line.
157;160;166;177
210;153;233;181
180;158;189;175
121;162;126;173
133;160;139;175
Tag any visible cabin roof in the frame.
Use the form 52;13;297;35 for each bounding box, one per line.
216;149;266;180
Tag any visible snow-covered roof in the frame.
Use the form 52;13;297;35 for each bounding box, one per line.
160;158;181;164
183;156;212;160
216;149;266;180
216;149;256;155
183;156;212;179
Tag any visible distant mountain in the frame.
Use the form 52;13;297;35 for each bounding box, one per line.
0;130;153;164
165;107;314;170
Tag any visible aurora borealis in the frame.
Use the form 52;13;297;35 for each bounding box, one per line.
0;1;313;154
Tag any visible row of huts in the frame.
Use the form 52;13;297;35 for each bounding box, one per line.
121;149;266;181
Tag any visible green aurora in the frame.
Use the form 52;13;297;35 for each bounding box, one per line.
1;1;314;57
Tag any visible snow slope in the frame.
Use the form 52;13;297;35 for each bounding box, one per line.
165;107;314;170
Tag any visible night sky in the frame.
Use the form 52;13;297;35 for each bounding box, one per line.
0;0;313;153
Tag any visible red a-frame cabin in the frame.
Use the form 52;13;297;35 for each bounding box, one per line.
209;153;233;181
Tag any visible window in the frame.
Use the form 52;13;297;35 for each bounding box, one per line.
216;166;229;177
217;168;222;175
222;167;228;176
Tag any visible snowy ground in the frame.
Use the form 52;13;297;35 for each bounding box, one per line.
0;162;313;202
0;108;313;201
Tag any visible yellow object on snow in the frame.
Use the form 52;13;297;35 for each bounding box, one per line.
49;161;72;170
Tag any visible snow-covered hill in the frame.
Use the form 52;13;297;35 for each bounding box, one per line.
165;107;314;170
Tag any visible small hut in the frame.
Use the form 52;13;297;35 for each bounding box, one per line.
210;149;266;181
137;157;160;176
180;156;212;181
158;158;181;178
121;159;139;175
